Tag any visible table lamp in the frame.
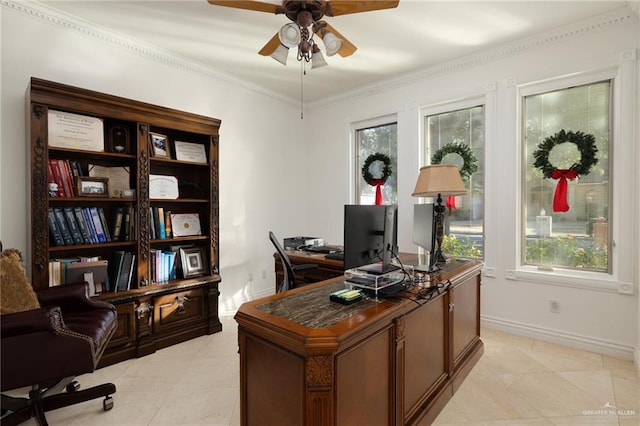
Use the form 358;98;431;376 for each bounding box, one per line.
412;164;467;271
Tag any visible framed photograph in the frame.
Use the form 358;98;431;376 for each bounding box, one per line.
179;247;207;278
108;124;130;154
77;177;109;197
149;132;171;158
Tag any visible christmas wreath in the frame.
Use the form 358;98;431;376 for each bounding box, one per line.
533;129;598;212
362;153;392;205
431;142;478;181
431;143;477;210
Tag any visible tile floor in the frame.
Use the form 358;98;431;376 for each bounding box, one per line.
9;316;639;425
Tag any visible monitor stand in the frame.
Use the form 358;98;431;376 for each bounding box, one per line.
358;263;400;275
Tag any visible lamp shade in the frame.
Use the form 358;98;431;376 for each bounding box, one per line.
322;32;343;56
278;23;301;48
270;44;289;65
412;164;468;197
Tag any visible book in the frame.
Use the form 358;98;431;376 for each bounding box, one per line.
164;210;172;238
112;207;124;241
97;207;112;242
110;251;126;291
62;160;76;196
49;159;66;197
149;207;156;240
123;209;131;241
157;207;166;239
116;252;134;291
73;206;93;244
89;207;107;243
82;207;98;244
63;206;84;244
48;208;65;246
57;159;73;198
52;207;74;245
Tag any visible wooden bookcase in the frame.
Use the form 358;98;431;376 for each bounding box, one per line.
28;77;222;366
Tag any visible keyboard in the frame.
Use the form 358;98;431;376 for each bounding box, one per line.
325;252;344;260
304;245;337;254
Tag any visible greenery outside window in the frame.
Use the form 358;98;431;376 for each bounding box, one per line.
425;106;485;259
355;122;398;205
523;80;611;272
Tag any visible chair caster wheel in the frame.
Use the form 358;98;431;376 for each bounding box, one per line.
103;396;114;411
66;381;80;392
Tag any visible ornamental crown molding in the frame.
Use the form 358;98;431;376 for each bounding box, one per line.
311;6;637;108
1;0;297;106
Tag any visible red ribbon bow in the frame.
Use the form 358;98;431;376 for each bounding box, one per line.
446;196;457;210
551;169;578;212
371;179;385;205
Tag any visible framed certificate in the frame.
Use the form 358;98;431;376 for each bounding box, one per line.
171;213;202;237
48;110;104;151
174;141;207;163
149;174;179;199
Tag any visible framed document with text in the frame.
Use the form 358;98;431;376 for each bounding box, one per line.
171;213;202;237
174;141;207;163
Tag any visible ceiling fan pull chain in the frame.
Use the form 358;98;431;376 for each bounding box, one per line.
300;60;304;120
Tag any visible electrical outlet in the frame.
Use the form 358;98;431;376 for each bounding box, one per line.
484;267;496;277
549;299;560;313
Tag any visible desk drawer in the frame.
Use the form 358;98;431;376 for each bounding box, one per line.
153;288;205;334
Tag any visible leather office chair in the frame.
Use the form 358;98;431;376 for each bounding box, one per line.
270;231;318;293
1;273;118;425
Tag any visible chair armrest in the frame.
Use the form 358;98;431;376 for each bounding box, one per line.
292;263;319;272
37;282;114;312
0;306;62;338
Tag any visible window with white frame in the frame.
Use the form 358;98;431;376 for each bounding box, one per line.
522;80;611;272
425;106;485;259
355;122;398;205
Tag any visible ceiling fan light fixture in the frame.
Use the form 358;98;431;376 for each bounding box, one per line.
311;46;328;68
322;32;343;56
270;44;289;65
278;22;301;48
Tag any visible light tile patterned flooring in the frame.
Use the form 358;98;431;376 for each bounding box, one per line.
11;317;639;425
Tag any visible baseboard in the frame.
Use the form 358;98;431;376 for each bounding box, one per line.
634;347;640;378
481;315;636;361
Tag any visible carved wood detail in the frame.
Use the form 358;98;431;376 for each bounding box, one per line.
307;355;333;388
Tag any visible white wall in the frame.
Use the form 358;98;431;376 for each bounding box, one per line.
0;2;307;315
1;2;638;362
306;7;640;360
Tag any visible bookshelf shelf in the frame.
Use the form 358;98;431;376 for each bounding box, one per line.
29;77;222;366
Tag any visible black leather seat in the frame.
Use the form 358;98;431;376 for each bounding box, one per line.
270;231;318;293
1;282;117;426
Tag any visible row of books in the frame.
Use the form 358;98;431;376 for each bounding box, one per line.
48;206;134;246
110;251;136;292
149;207;172;240
149;248;177;284
48;255;101;287
48;159;84;198
48;251;136;293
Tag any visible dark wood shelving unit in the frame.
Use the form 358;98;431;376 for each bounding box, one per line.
28;77;222;366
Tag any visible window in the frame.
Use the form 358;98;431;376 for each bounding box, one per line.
355;122;397;205
425;106;485;259
523;81;611;272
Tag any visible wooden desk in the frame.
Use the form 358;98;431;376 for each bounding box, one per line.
237;259;483;426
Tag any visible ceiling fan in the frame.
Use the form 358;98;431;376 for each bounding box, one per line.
207;1;399;67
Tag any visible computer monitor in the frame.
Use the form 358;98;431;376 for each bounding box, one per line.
344;204;398;274
413;203;436;272
413;203;434;251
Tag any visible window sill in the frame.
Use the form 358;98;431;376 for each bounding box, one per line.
512;266;633;295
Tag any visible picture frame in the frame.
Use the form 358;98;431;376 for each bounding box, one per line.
77;177;109;197
149;132;171;158
108;124;130;154
179;247;207;278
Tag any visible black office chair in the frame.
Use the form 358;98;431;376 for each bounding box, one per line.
269;231;319;293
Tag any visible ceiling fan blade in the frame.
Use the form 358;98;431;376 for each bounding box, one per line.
317;22;357;57
258;33;282;56
324;1;399;17
207;0;284;14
